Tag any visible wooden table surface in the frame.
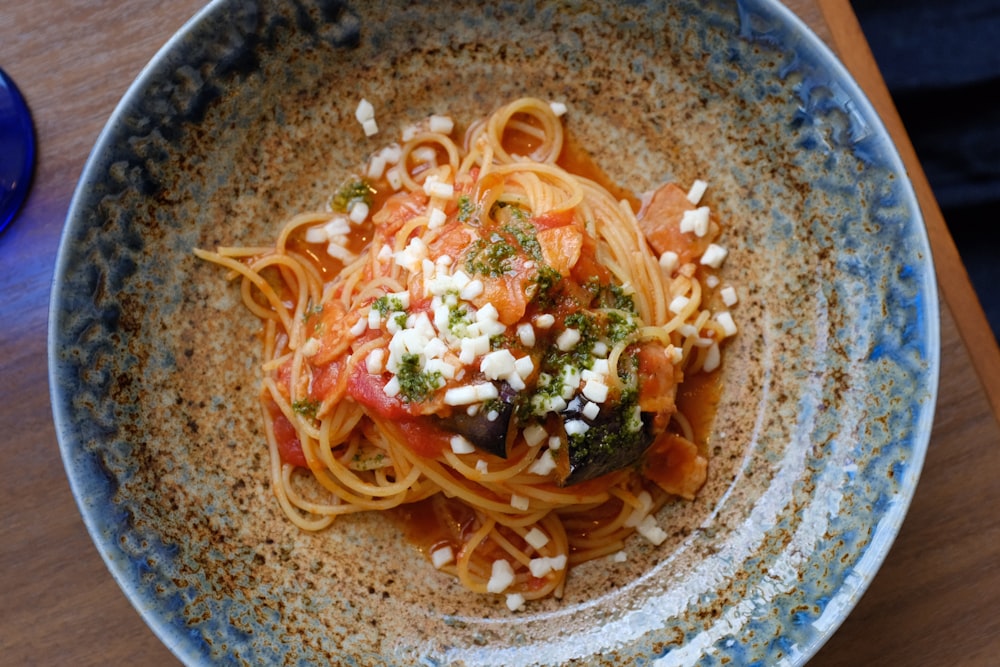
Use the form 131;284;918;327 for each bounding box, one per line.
2;1;998;665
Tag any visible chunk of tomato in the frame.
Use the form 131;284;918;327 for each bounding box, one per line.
266;399;308;468
346;363;411;420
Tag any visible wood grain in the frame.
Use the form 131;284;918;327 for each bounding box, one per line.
0;1;997;666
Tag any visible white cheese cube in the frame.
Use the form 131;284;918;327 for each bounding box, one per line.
450;435;476;454
487;559;515;593
715;311;738;337
429;114;454;134
700;244;728;268
659;250;679;275
355;98;374;122
431;545;454;569
524;527;549;550
517;323;536;347
556;328;581;351
686;179;708;205
669;295;690;315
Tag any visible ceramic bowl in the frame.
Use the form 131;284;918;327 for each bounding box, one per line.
50;0;939;664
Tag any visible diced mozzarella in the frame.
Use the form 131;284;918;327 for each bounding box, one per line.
700;244;728;268
444;382;498;405
368;308;382;330
304;225;330;244
534;314;555;329
547;436;562;451
349;201;369;224
427;206;448;229
475;459;489;474
702;342;721;372
564;419;589;436
366;348;385;374
460;279;484;300
476;302;499;323
677;323;699;337
659;250;679;275
355;98;375;123
510;494;530;511
721;286;738;306
549;101;568;116
380;143;402;164
299;338;321;357
612;550;628;563
669;295;691;315
666;344;683;365
514;356;534;379
481;349;517;379
505;372;526;392
686;179;708;205
425;358;456;379
517;323;536;347
679;206;710;236
429;114;454;134
450;435;476;454
581;401;600;420
705;274;720;288
383;376;401;398
386;166;403;190
367;153;387;180
422;175;454;199
715;311;738;338
527;450;557;475
624;491;654;527
349;317;367;337
362;118;379;136
431;545;454;569
556;328;581;351
395;237;428;272
505;593;526;612
522;423;548;447
443;385;477;405
582;379;609;404
326;241;357;262
636;514;668;546
459;335;491;364
487;559;515;593
524;527;549;550
528;554;567;578
412;146;437;165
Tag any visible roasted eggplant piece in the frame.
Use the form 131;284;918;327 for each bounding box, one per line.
558;395;657;486
436;382;516;458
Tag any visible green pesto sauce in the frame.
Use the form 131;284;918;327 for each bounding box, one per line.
330;178;374;213
372;295;406;316
465;234;518;277
457;194;475;222
291;398;320;419
568;362;642;459
396;352;442;402
568;409;642;458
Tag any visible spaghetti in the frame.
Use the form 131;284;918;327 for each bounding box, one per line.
195;97;737;609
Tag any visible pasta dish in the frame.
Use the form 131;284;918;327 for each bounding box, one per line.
195;97;738;610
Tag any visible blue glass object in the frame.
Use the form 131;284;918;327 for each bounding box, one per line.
0;67;36;233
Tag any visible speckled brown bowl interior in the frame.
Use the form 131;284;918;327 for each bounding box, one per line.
51;1;939;665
